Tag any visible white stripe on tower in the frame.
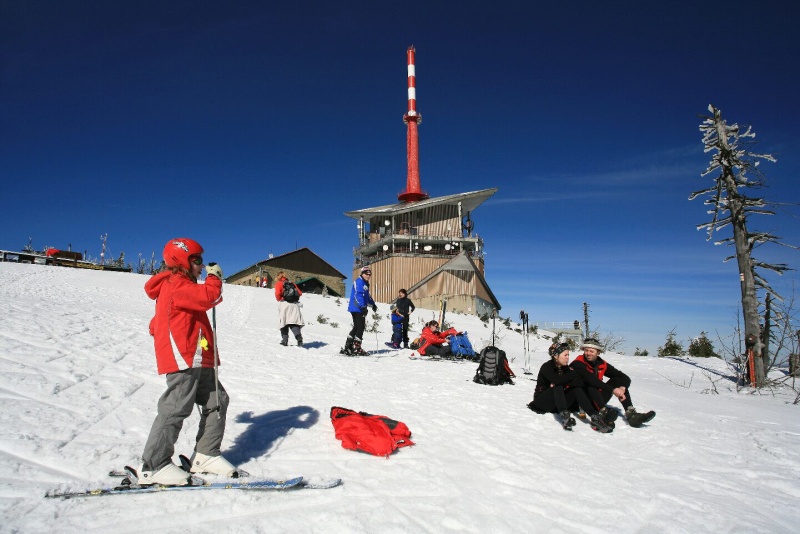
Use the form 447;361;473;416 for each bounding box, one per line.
407;46;417;115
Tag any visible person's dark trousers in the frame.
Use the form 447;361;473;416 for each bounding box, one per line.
348;311;367;341
533;386;597;416
423;344;452;358
588;375;633;411
402;316;410;345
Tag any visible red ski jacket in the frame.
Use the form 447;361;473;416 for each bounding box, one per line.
145;271;223;374
417;326;458;355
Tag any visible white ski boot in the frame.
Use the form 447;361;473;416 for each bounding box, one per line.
189;451;246;477
139;463;191;486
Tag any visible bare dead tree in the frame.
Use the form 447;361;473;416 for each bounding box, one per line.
691;105;796;387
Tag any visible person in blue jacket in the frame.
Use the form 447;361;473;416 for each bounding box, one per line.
342;266;377;356
388;305;404;349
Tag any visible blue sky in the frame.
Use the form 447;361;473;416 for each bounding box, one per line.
3;1;799;355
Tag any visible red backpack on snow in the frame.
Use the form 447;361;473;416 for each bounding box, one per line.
330;406;415;457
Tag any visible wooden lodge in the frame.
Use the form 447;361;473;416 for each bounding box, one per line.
344;188;501;317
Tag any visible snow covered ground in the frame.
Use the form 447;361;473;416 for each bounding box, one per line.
1;262;798;533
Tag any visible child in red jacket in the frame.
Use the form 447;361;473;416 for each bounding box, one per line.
139;238;241;486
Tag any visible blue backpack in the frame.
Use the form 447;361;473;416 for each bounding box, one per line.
449;333;477;359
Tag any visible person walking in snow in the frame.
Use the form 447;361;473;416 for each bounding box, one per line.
528;342;612;432
394;289;415;348
570;337;656;428
343;266;377;356
139;238;241;486
274;272;304;346
416;320;459;359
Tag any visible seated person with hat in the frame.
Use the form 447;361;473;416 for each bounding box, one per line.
571;337;656;428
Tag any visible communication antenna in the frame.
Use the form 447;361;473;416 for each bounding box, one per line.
99;233;108;265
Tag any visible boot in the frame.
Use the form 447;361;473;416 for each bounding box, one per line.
625;406;656;428
403;341;409;349
559;410;576;431
139;463;191;486
352;338;369;356
599;407;619;423
598;407;617;429
296;335;303;347
189;451;240;477
341;337;354;356
590;414;613;433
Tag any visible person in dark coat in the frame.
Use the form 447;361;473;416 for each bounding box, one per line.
571;337;656;428
528;342;613;432
394;289;415;348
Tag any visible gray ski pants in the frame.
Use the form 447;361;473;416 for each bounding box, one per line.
141;367;229;471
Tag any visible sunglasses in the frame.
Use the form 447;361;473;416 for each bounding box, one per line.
363;272;372;276
190;256;204;266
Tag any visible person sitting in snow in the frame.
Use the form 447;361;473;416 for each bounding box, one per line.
570;337;656;428
416;320;459;359
528;342;613;432
140;238;241;486
387;305;404;349
274;271;304;347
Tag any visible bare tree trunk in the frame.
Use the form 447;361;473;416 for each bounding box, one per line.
716;118;765;387
763;294;771;375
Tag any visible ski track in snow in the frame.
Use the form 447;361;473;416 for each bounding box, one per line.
1;263;799;533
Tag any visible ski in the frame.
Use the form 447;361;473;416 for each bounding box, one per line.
408;355;466;364
339;349;371;356
46;476;306;499
384;342;400;350
51;469;341;499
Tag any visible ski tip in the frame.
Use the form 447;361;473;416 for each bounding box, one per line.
300;477;343;489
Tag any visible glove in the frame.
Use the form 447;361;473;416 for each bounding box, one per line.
361;307;368;315
371;304;378;312
206;262;223;279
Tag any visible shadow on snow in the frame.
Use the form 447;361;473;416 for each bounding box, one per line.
666;357;738;383
225;405;320;466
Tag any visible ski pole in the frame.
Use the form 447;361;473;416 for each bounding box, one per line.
211;306;221;420
491;309;496;346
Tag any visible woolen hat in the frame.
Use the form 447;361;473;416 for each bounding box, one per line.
549;342;570;358
581;338;604;352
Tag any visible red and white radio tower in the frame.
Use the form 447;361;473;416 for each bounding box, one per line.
398;45;429;203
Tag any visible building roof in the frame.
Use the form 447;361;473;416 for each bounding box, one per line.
295;276;343;298
227;247;347;281
343;188;498;220
406;250;501;311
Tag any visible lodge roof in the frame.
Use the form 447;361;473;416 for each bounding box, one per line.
343;188;498;220
227;247;347;281
406;250;501;311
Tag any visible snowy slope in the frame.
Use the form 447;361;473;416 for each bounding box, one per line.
1;262;798;533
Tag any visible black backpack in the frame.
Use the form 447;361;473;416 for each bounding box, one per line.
473;346;515;385
282;281;299;303
473;311;515;385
